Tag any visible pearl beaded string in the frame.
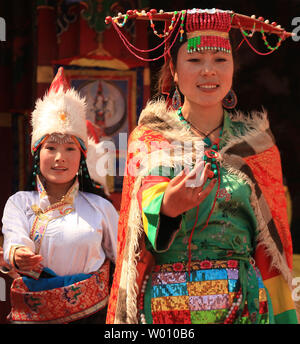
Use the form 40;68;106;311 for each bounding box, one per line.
224;288;243;324
236;17;285;56
138;274;149;324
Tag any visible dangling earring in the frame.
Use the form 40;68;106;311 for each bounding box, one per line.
222;89;237;109
32;154;40;187
77;160;83;190
81;159;89;179
172;85;182;110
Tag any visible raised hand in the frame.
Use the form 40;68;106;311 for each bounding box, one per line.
160;161;217;218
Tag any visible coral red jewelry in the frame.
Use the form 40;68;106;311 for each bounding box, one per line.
105;8;294;61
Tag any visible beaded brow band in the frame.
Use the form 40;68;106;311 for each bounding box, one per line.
187;30;229;39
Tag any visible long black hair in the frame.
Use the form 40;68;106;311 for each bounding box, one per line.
26;147;109;200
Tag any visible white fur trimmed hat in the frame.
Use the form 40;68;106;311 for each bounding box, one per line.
31;67;88;152
31;67;111;195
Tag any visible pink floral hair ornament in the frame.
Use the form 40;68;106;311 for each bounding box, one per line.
105;8;295;60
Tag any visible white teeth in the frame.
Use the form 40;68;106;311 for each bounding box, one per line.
199;85;218;89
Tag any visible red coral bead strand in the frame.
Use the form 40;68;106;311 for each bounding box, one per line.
224;288;243;324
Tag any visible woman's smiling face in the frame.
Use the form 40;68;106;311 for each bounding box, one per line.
39;135;81;186
173;42;234;108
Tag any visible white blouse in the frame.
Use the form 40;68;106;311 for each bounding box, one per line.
2;180;118;276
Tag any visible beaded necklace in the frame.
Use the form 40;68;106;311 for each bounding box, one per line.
137;108;243;324
177;107;222;178
177;106;222;285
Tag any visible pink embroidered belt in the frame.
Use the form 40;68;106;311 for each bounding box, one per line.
8;260;110;324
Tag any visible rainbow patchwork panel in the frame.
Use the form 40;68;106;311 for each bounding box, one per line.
263;274;299;324
137;176;171;249
149;260;269;324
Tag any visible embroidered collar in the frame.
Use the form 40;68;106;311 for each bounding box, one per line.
35;175;79;212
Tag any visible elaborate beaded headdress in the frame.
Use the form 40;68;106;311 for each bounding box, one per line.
105;8;294;60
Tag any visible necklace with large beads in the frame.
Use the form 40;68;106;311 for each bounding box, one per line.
202;132;222;179
177;107;222;179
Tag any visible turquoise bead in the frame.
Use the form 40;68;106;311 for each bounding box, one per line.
211;164;217;169
212;145;217;150
211;158;216;162
213;169;218;175
204;137;211;146
203;155;208;161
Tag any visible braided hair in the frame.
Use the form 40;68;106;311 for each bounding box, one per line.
26;147;109;200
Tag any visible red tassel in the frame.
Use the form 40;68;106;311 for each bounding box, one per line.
187;163;221;277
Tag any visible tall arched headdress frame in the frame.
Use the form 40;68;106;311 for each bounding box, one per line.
105;8;295;60
106;9;294;99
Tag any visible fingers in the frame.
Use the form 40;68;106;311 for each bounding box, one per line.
17;251;36;258
202;162;213;185
171;160;209;189
162;161;218;217
183;161;210;190
185;161;205;187
169;166;189;186
18;261;40;271
15;247;43;271
198;177;217;202
15;247;34;255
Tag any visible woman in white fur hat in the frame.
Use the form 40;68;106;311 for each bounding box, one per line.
1;67;119;324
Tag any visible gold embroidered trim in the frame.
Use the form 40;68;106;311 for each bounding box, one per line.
187;30;229;39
